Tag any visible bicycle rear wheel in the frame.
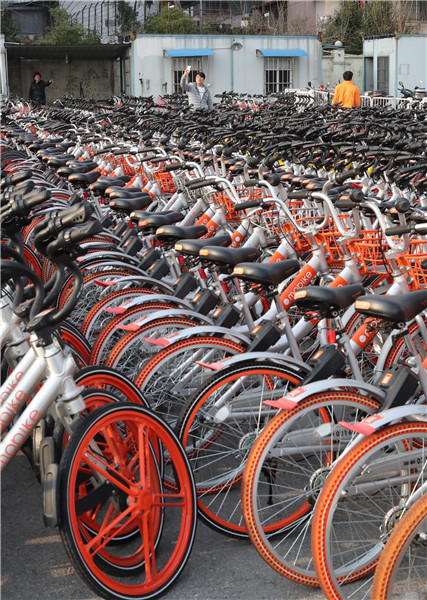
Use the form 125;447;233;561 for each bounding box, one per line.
58;402;197;600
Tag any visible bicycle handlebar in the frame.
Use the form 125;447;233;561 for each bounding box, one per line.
45;220;103;258
0;169;33;190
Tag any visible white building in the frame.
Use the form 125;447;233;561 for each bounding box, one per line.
131;33;321;98
363;34;427;96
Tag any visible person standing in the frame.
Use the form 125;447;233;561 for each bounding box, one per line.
29;72;53;105
180;69;213;110
332;71;360;108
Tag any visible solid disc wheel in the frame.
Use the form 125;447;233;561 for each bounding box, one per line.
134;336;247;427
241;391;380;586
311;421;427;600
371;493;427;600
58;402;197;600
176;361;305;538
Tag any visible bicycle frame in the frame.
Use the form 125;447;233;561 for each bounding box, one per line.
0;336;85;470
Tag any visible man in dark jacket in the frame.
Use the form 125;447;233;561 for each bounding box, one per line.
29;72;53;104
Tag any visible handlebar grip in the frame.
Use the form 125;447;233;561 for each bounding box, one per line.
242;179;260;187
55;203;94;227
349;189;365;203
334;199;357;211
0;169;33;190
394;197;412;213
2;189;51;219
335;168;359;185
265;173;282;186
234;199;265;211
162;163;183;172
185;178;217;190
46;221;103;257
384;225;411;236
287;190;313;199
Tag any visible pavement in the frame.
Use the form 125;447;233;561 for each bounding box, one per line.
1;451;326;600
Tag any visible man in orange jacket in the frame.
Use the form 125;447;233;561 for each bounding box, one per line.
332;71;361;108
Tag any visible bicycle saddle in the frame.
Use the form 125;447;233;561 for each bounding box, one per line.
355;289;427;324
45;155;76;168
106;187;147;199
155;224;210;245
175;233;232;256
57;161;98;176
294;284;366;314
136;213;185;233
109;195;152;213
68;170;102;187
200;246;261;269
90;176;131;195
233;258;301;286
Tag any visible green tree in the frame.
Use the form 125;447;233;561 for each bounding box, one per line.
321;0;415;55
117;0;142;32
38;7;100;45
143;6;198;34
1;4;21;41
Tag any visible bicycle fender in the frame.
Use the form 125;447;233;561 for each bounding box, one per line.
143;326;251;348
82;260;149;277
97;274;174;294
339;404;427;436
196;351;310;376
264;378;386;410
117;308;214;331
76;250;142;266
105;293;193;314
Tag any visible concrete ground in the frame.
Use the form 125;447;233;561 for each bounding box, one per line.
1;451;326;600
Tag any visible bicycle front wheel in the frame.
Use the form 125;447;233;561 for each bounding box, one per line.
58;402;197;600
311;421;427;600
241;390;380;586
177;360;305;538
371;492;427;600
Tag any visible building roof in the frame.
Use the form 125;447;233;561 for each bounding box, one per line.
5;43;129;61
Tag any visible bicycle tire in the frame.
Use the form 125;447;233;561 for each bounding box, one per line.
370;492;427;600
89;302;183;366
311;421;427;600
81;287;158;339
177;360;305;538
241;391;381;586
105;316;204;381
58;402;197;600
134;335;247;425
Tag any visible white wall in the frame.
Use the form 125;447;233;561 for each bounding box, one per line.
131;34;322;99
322;48;363;91
363;35;427;96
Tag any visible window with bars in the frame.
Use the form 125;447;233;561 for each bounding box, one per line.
173;57;205;93
264;57;293;94
377;56;389;94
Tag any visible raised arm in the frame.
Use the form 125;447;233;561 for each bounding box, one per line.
180;69;191;92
